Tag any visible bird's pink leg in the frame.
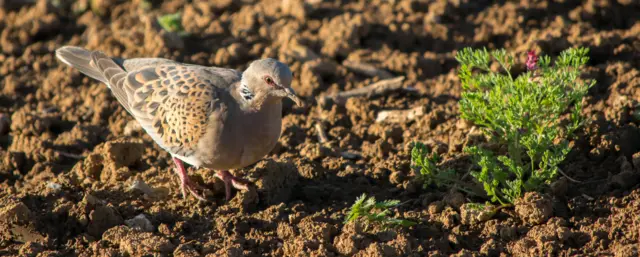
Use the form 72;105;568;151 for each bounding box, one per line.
215;170;250;201
172;157;207;201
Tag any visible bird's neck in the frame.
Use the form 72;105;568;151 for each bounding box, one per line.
233;83;277;112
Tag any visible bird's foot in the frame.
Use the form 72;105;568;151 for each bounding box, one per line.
179;176;208;202
173;157;208;201
215;170;252;201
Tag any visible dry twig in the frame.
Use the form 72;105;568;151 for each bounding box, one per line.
320;76;407;106
375;106;426;123
56;151;85;159
557;167;582;183
315;122;329;143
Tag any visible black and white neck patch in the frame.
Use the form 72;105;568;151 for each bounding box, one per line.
240;84;254;101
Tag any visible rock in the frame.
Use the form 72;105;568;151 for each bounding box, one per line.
46;181;62;192
515;192;553;225
124;214;154;232
129;180;155;196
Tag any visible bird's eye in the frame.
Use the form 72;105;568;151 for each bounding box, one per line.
264;76;274;85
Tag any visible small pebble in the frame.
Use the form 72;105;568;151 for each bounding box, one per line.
46;182;62;191
129;180;155;196
125;214;154;232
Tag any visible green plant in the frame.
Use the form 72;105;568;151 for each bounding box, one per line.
344;194;416;228
456;47;594;205
411;142;457;186
157;12;187;36
411;142;484;197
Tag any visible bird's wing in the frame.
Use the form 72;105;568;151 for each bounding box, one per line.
119;57;179;71
90;51;239;157
120;58;243;85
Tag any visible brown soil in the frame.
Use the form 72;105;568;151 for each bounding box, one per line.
1;0;640;256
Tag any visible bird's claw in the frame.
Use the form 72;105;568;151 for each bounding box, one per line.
215;170;253;201
179;177;208;202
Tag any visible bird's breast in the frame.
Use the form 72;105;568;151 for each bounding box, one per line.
237;102;283;167
199;101;283;170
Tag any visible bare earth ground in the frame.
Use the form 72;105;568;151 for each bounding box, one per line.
1;0;640;256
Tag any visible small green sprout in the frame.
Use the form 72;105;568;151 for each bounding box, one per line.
344;194;416;228
456;47;594;205
157;12;187;36
411;142;483;197
411;142;456;187
140;0;153;10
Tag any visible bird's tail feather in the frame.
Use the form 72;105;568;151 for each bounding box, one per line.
56;46;132;114
55;46;110;84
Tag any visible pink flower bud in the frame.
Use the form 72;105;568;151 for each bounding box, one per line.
526;50;538;71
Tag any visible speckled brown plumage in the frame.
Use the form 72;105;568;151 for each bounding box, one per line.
126;65;221;157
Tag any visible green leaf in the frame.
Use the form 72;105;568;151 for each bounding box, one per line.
157;12;188;36
344;194;415;228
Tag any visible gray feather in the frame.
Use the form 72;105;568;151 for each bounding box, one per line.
55;46;109;84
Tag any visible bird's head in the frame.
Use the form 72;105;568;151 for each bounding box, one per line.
239;58;304;108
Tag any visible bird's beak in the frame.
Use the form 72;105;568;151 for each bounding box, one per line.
283;87;305;107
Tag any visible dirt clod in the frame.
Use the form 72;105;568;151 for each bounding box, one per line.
251;159;299;205
443;191;465;209
515;192;553;226
611;156;640;189
0;198;32;224
102;225;175;255
87;205;124;238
